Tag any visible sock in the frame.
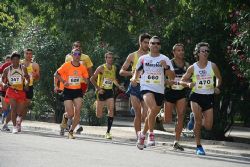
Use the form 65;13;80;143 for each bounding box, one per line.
107;116;113;133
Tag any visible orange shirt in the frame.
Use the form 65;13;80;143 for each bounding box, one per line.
57;62;88;89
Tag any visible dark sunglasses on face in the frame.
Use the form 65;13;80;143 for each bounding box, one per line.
200;50;210;54
151;42;161;45
73;52;81;56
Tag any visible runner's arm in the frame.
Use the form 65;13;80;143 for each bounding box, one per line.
119;54;133;77
90;66;104;91
180;65;195;88
23;67;30;86
164;58;175;80
212;63;222;88
2;68;8;84
32;62;40;81
54;71;68;86
212;63;222;94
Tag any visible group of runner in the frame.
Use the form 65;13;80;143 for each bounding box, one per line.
1;34;222;156
0;49;40;133
120;34;222;155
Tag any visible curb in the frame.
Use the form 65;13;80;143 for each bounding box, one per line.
19;124;250;158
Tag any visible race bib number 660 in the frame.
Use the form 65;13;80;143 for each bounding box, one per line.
146;74;161;84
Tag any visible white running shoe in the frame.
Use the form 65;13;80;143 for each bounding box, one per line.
12;126;18;134
136;131;145;150
147;132;155;147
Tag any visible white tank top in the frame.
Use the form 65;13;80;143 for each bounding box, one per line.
192;61;215;94
136;54;174;94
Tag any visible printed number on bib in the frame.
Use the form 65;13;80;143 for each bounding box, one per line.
146;74;161;84
172;77;184;90
102;78;113;88
69;76;80;86
197;79;213;89
10;75;22;85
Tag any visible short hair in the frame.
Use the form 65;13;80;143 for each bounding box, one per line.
139;33;151;43
5;55;11;60
24;48;33;52
11;52;21;60
73;41;81;47
150;36;161;43
105;51;113;58
193;42;209;56
173;43;184;51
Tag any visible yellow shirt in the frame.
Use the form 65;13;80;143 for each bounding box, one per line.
26;63;33;86
97;64;116;90
20;60;34;86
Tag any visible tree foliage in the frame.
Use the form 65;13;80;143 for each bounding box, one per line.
1;0;250;138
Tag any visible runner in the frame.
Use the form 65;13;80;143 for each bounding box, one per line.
119;33;151;138
21;49;40;129
164;43;189;151
58;41;93;135
131;36;175;150
90;52;124;139
2;52;30;134
54;48;89;139
180;42;222;155
0;55;11;131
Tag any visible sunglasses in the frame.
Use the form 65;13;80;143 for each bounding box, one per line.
200;50;210;53
73;52;81;56
151;42;161;45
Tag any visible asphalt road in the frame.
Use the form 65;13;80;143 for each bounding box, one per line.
0;130;249;167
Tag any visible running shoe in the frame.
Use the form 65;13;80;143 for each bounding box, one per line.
187;112;194;130
12;126;18;134
60;114;68;129
157;109;164;121
173;142;184;151
68;131;75;139
66;118;72;132
136;131;145;150
60;126;65;136
147;132;155;147
105;132;112;139
196;146;206;155
76;126;83;134
2;124;10;131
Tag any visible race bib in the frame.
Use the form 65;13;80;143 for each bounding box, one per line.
68;76;81;86
102;78;113;88
171;77;184;90
196;77;213;90
145;73;161;84
10;75;22;85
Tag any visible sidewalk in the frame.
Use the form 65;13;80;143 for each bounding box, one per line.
8;119;250;158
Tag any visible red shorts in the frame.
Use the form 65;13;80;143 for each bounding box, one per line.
6;87;26;102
